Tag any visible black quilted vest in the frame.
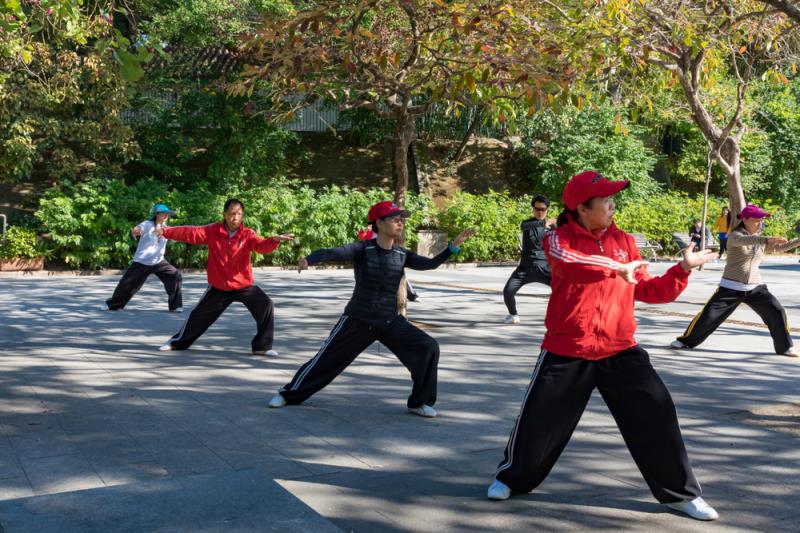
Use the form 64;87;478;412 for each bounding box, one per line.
344;243;407;324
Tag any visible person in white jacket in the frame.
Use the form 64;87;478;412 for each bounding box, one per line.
103;203;182;312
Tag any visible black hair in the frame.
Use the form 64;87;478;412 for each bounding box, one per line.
370;221;378;234
224;198;244;212
531;194;550;208
556;198;594;227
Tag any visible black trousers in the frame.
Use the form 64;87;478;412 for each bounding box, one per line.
106;260;182;311
279;314;440;408
503;263;551;315
166;285;274;351
495;347;701;504
677;284;792;354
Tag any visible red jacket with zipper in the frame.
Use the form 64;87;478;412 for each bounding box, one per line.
163;223;281;291
542;217;691;359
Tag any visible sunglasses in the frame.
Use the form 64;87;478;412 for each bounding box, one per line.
382;215;405;224
533;207;548;213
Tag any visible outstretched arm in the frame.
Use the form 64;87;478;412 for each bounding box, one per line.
634;244;716;303
251;233;293;254
160;225;210;245
298;242;364;272
405;228;476;270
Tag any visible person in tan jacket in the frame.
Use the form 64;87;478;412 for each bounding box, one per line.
671;204;800;357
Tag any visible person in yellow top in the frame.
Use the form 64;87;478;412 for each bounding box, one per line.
712;206;731;258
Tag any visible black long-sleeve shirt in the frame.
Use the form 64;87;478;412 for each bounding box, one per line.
306;240;454;324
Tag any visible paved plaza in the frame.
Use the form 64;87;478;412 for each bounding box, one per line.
0;259;798;532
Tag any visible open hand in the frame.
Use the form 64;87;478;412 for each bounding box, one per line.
679;243;718;270
154;225;165;239
767;237;788;247
297;257;308;273
453;228;477;248
131;226;142;239
276;233;295;242
617;260;649;284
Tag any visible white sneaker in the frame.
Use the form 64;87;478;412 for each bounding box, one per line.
268;394;286;408
252;349;279;356
670;339;688;349
171;307;183;313
100;304;109;311
783;347;799;358
408;405;437;418
504;314;521;324
158;343;173;352
487;479;511;500
666;496;718;521
266;349;278;356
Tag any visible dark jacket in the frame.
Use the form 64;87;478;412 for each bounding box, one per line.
520;218;551;267
306;240;454;325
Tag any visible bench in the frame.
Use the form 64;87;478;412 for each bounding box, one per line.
672;232;719;255
631;233;663;262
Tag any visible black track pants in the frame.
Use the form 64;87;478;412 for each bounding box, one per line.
166;285;274;352
677;284;792;354
279;315;440;408
495;347;701;504
503;263;551;316
106;260;182;311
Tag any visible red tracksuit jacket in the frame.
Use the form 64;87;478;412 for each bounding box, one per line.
163;223;280;291
542;217;690;359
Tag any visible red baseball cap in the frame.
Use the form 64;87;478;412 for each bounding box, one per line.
367;201;411;222
562;171;630;210
738;204;770;219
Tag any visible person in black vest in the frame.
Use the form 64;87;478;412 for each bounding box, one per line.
502;195;554;324
269;201;475;418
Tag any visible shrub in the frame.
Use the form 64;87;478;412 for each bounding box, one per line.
0;226;41;260
437;191;540;262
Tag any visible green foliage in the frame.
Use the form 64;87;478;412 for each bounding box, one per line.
129;86;299;191
140;0;293;48
35;178;171;268
0;30;140;187
34;178;434;268
517;104;661;206
436;191;539;262
0;226;41;260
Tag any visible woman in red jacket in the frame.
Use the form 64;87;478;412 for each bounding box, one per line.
487;171;720;521
155;198;293;355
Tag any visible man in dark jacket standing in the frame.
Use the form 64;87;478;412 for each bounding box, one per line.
155;199;293;356
502;195;553;324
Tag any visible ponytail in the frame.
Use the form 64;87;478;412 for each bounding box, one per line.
556;209;579;227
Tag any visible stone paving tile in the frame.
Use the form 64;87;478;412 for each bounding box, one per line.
0;476;35;501
19;453;104;495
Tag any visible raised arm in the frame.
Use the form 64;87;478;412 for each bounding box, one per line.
161;225;211;245
405;246;454;270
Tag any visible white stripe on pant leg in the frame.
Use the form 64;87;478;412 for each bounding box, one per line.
170;285;211;344
496;349;548;475
289;315;349;391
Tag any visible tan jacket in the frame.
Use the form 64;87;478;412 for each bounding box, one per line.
722;227;800;285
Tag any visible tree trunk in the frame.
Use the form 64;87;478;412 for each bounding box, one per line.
699;143;713;270
452;106;484;163
718;137;746;219
393;116;415;207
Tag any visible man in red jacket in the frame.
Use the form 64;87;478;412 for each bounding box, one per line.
487;171;721;521
155;198;293;355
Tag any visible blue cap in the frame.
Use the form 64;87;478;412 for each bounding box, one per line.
152;203;175;215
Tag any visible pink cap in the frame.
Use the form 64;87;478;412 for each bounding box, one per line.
738;204;771;219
